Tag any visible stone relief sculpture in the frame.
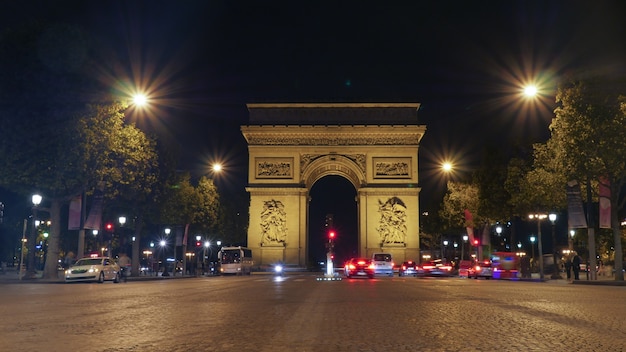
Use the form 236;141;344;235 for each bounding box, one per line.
257;160;292;177
374;161;409;177
260;199;288;245
376;197;407;244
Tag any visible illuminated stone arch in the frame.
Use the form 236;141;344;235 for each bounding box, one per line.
241;103;426;267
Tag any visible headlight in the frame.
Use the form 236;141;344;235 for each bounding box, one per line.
274;265;283;273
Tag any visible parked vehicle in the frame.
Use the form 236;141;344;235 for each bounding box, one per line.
65;257;121;283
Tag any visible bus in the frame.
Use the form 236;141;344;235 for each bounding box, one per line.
218;246;253;275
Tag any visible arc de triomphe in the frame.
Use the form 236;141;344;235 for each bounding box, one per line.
241;103;426;267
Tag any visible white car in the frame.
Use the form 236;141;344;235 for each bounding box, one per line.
65;257;121;283
371;253;394;277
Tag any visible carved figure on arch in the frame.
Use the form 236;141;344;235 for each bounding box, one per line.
260;199;288;245
376;197;407;244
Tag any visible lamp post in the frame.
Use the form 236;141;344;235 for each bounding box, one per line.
495;225;502;252
569;230;575;251
25;194;42;279
548;213;561;279
530;236;536;267
159;239;168;276
442;240;448;260
118;216;127;255
204;241;210;275
528;214;547;280
160;227;169;276
462;235;468;261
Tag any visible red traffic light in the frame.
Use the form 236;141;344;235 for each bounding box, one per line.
196;241;202;247
473;239;479;245
328;231;335;239
105;223;114;231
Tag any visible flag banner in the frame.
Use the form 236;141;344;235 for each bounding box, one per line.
182;224;189;247
84;190;104;230
566;180;587;229
175;226;183;246
481;224;490;247
599;177;611;229
68;195;82;230
464;209;475;243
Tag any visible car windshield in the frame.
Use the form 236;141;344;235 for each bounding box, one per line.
373;254;391;261
75;259;102;266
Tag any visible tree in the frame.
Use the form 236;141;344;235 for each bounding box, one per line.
549;76;626;281
0;22;158;279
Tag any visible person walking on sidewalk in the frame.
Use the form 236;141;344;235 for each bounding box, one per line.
572;252;582;280
117;253;131;282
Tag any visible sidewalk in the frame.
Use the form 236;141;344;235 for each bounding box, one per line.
0;267;198;284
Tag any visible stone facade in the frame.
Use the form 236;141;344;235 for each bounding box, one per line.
241;103;426;267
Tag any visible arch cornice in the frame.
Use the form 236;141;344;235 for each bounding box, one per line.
241;125;425;146
301;154;365;189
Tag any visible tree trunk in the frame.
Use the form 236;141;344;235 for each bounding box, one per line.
611;190;623;281
131;213;144;276
43;200;62;279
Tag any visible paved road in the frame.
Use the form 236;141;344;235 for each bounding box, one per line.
1;274;625;352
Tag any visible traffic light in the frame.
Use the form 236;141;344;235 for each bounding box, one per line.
105;223;114;232
473;239;479;246
196;241;202;247
328;231;335;240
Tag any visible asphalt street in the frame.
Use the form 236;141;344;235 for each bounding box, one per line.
1;271;625;352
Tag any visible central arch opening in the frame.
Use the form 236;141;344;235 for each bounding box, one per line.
307;175;358;268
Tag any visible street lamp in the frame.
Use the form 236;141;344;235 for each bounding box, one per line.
548;213;561;279
25;194;43;279
569;230;575;251
528;214;547;280
530;236;536;264
159;239;168;276
462;235;468;261
118;216;127;255
442;240;449;260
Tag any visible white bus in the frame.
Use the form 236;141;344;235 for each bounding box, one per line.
219;246;253;275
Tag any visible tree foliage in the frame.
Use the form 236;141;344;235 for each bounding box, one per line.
548;76;626;280
0;21;158;279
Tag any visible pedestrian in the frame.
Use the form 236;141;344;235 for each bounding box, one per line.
117;253;131;282
564;254;572;280
571;252;581;280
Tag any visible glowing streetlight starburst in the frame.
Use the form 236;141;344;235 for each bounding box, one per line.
132;93;148;107
442;162;453;172
523;85;538;97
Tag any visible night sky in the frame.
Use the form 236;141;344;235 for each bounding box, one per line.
3;1;625;260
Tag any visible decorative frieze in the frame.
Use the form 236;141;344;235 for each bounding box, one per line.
373;157;411;178
255;157;293;179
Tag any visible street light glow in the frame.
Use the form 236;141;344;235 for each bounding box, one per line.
132;93;148;107
442;162;452;172
523;85;538;97
212;163;222;172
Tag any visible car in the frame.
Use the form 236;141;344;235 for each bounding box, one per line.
398;260;419;277
65;257;121;283
371;253;394;277
458;260;473;278
344;258;375;279
420;259;454;276
469;260;493;279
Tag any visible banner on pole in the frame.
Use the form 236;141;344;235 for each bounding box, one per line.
84;190;104;230
599;177;611;229
464;209;475;243
68;195;82;230
566;180;587;229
